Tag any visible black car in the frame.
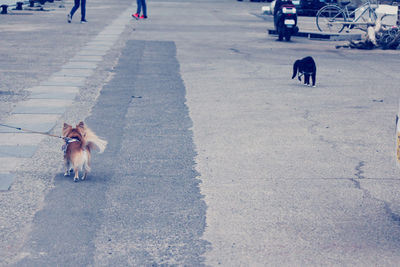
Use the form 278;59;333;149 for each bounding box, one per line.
292;0;334;15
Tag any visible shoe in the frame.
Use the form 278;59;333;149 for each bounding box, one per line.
80;19;87;24
67;14;71;23
139;15;147;19
132;13;139;19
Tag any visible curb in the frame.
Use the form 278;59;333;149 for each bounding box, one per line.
267;28;362;41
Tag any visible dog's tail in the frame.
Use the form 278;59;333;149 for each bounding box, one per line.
85;127;107;153
292;60;299;79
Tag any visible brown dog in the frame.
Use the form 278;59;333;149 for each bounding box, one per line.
62;122;107;182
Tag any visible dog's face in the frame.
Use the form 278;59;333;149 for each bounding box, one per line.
63;122;86;141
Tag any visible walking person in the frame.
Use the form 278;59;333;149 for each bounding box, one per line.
67;0;87;23
132;0;147;19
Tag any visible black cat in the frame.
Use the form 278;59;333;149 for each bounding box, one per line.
292;56;317;87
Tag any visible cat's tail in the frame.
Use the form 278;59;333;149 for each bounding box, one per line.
292;60;299;79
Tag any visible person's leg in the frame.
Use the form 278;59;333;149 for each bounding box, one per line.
70;0;80;17
141;0;147;17
80;0;86;21
136;0;142;14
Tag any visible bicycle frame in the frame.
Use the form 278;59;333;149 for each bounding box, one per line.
342;0;378;24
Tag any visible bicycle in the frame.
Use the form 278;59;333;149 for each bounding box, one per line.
316;0;378;33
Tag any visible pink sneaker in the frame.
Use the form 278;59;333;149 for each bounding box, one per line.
139;15;147;19
132;13;139;19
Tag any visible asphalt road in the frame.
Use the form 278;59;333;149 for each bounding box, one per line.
16;40;208;266
130;0;400;265
2;0;400;266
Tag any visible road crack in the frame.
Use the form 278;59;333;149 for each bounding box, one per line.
349;161;400;226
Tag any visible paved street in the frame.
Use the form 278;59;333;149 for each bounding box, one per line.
1;0;400;266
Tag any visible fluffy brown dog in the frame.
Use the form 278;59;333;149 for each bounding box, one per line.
62;122;107;182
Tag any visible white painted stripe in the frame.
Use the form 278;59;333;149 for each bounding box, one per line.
0;157;21;172
0;3;135;189
0;133;45;146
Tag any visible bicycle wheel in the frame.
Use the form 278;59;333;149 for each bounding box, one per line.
316;5;347;33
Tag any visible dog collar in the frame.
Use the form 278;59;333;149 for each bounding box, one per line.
62;138;80;155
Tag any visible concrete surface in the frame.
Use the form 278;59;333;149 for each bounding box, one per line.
129;0;400;265
1;0;400;266
0;0;137;263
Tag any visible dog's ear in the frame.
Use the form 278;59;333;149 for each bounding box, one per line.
62;123;72;135
77;121;85;129
77;121;86;137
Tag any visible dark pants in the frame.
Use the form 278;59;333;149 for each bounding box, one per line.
70;0;86;21
136;0;146;16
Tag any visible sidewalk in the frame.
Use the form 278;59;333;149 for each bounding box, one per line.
0;0;137;191
0;0;133;120
0;0;139;263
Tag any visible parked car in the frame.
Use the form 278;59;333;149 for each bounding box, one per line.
292;0;332;16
